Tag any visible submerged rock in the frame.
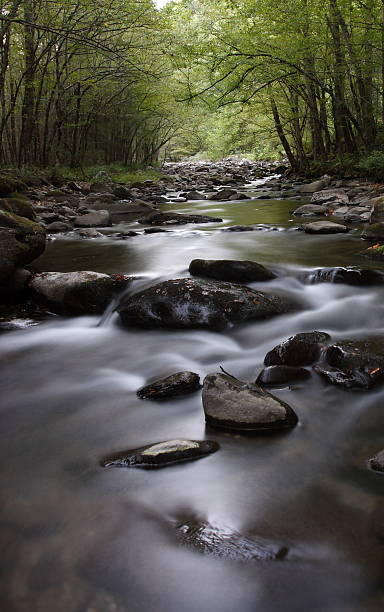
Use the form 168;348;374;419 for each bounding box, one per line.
189;259;276;283
137;371;201;400
302;221;348;234
256;365;310;385
137;212;222;226
368;450;384;473
264;331;331;367
117;278;295;330
302;267;384;286
29;271;134;315
175;518;289;561
101;439;219;468
202;372;298;431
314;339;384;389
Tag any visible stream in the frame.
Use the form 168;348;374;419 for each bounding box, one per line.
0;180;383;611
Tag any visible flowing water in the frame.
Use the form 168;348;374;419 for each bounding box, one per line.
0;184;383;611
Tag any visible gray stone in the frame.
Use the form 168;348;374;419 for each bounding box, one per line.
29;271;134;314
118;278;295;330
293;204;327;216
302;267;384;286
91;199;155;214
101;439;219;468
137;212;222;226
302;221;348;234
74;210;111;227
310;189;349;205
202;372;298;431
137;371;201;400
189;259;275;283
46;221;72;233
298;177;330;193
208;188;238;201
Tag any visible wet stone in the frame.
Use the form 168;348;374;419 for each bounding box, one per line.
264;331;331;367
137;371;201;400
138;212;222;226
368;450;384;473
302;267;384;286
101;439;219;468
117;278;295;330
302;221;348;234
175;518;289;561
202;372;298;431
256;365;310;386
316;339;384;389
189;259;276;283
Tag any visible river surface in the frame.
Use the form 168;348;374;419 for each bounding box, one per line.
0;183;383;611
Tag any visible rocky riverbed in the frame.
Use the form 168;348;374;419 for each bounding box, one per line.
1;160;384;611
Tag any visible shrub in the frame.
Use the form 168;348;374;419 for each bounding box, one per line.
359;151;384;182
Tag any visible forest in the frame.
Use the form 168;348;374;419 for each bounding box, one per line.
1;0;384;173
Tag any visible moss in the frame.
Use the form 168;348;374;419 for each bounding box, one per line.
0;176;27;197
0;197;36;220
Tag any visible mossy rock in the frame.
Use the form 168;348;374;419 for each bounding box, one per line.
0;176;27;197
361;222;384;241
0;197;36;220
0;210;46;267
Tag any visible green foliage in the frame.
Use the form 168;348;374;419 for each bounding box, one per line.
359;151;384;182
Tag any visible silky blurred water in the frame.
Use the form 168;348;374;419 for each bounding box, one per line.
0;188;383;612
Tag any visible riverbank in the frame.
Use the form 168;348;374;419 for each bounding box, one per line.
1;159;384;327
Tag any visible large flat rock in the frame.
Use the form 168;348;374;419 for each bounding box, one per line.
202;372;298;431
117;278;295;330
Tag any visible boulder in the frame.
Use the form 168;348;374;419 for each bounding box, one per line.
293;204;327;216
75;228;105;239
137;212;223;226
0;176;27;197
361;222;384;241
202;372;298;431
101;439;219;468
113;185;134;199
189;259;276;283
302;267;384;286
368;450;384;473
91;200;155;214
264;331;331;367
180;191;206;201
256;365;310;385
207;188;238;201
0;211;46;282
0;197;36;220
310;189;349;205
298;177;330;193
228;192;251;200
137;371;201;400
46;221;72;233
314;338;384;389
302;221;348;234
175;518;288;561
74;210;111;227
117;278;295;330
85;193;117;205
29;271;134;315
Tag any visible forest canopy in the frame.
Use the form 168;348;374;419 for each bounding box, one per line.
1;0;384;171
